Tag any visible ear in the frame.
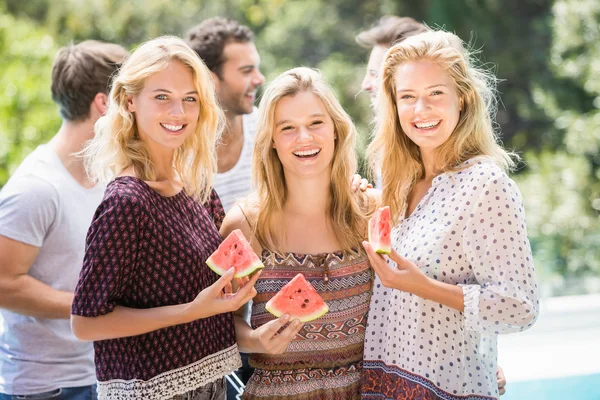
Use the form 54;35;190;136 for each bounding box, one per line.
459;97;464;111
211;71;221;91
127;95;136;113
92;92;109;116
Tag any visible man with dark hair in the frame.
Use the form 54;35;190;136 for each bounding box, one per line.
0;40;127;400
186;17;264;213
356;16;428;106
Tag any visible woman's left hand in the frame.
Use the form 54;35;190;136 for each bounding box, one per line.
362;241;430;294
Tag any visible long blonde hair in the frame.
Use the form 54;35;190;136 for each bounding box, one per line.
368;30;516;222
252;67;367;251
84;36;225;203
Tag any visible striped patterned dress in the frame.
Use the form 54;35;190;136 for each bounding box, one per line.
242;248;373;400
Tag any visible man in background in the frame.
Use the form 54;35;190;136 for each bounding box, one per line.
0;41;127;399
186;17;265;213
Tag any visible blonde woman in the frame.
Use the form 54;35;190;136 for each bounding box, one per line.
220;67;375;399
70;36;259;400
361;31;539;399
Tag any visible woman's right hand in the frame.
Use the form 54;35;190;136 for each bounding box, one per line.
186;268;261;321
251;314;304;354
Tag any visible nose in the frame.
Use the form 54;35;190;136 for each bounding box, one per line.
169;100;185;117
297;126;312;142
254;69;265;86
414;96;431;114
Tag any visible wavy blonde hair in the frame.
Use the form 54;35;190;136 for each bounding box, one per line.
368;30;517;222
252;67;367;252
84;36;224;203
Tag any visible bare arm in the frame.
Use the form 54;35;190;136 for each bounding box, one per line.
72;267;260;341
0;235;72;319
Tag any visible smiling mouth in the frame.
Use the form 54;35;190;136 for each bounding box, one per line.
293;149;321;158
160;123;185;133
413;120;441;129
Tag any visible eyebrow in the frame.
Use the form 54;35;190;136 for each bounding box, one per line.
275;113;326;127
152;89;198;95
396;84;448;93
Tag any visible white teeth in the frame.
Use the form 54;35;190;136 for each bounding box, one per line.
293;149;320;157
161;123;183;132
415;120;441;129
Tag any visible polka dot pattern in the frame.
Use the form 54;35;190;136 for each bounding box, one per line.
362;157;540;399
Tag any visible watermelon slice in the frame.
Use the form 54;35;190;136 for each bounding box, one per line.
368;206;391;254
206;229;264;278
265;274;329;322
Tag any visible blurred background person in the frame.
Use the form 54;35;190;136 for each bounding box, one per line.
0;40;127;400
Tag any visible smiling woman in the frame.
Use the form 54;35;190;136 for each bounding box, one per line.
362;30;539;400
70;36;260;400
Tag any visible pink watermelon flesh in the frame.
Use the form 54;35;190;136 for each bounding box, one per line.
368;206;391;254
265;274;329;322
206;229;264;278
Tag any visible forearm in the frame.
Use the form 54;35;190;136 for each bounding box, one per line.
234;314;260;353
415;278;465;312
0;275;73;319
71;302;193;341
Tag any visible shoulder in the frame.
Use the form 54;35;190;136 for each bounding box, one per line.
221;199;260;251
100;177;150;212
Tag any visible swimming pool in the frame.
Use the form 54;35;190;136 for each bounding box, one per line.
498;294;600;400
503;373;600;400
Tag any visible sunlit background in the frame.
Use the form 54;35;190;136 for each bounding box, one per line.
0;0;599;398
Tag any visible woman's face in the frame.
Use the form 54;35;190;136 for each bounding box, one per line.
272;91;336;180
393;60;461;156
127;60;200;154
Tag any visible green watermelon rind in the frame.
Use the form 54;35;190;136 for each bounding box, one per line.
265;299;329;323
206;257;265;278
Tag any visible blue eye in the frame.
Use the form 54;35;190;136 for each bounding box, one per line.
155;94;168;100
431;90;443;96
184;96;197;102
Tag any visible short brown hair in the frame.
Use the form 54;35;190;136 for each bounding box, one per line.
185;17;254;78
51;40;127;122
355;16;428;48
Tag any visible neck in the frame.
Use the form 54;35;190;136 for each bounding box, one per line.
147;147;176;182
420;149;437;181
222;112;243;140
48;119;95;188
283;171;331;217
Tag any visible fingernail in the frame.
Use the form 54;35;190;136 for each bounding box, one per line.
227;268;235;274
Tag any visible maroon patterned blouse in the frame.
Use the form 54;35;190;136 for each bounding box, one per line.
72;177;241;400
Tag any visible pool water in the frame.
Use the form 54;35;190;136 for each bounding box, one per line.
503;373;600;400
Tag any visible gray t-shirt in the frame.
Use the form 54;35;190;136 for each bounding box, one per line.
0;144;102;395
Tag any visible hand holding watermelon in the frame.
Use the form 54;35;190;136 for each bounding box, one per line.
185;267;261;321
362;240;430;295
249;314;304;355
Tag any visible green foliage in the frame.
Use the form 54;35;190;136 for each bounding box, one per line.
1;0;599;294
0;6;60;184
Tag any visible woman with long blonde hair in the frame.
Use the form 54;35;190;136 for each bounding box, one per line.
361;30;539;399
70;36;259;400
220;67;376;399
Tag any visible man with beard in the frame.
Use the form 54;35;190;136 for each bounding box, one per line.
186;17;265;213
